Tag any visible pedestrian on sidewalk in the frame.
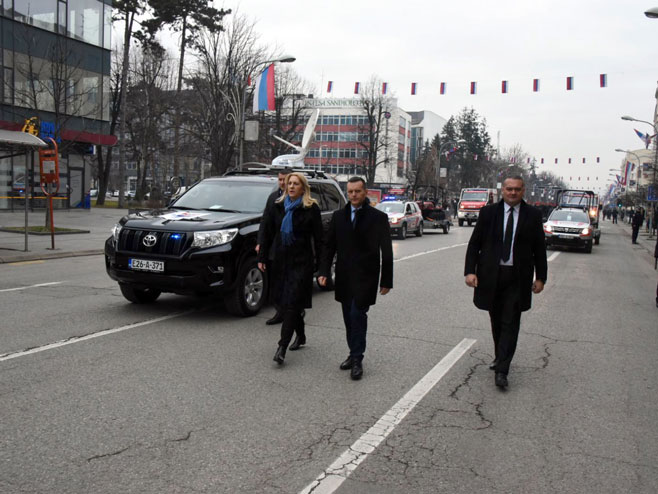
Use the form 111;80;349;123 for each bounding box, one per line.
464;175;548;390
612;209;618;224
632;208;644;244
318;176;393;381
258;172;323;365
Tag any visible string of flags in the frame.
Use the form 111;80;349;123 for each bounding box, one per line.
325;74;610;95
442;152;605;165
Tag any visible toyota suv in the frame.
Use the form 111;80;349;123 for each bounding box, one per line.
104;169;346;316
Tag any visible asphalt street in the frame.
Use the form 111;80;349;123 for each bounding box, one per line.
0;221;657;493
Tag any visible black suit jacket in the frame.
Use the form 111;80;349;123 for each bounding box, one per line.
464;200;547;312
321;202;393;308
257;188;282;260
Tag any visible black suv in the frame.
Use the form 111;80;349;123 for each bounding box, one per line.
104;169;346;316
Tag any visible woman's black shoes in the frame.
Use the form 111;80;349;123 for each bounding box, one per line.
289;335;306;351
273;346;286;364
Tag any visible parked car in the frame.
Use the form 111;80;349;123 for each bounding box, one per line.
543;207;600;253
375;200;423;239
104;168;346;316
417;201;451;234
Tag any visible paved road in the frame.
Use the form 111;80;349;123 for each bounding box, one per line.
1;222;656;493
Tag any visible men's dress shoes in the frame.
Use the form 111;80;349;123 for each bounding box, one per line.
273;346;286;365
289;335;306;351
266;313;284;325
339;357;353;370
350;361;363;380
489;359;498;370
495;372;508;388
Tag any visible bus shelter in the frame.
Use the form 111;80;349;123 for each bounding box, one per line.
0;130;48;252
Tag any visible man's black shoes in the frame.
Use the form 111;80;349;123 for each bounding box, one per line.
266;313;283;325
350;361;363;380
489;359;498;370
495;372;508;389
339;357;353;370
289;334;306;351
273;346;286;365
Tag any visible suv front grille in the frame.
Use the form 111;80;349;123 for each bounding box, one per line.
118;229;190;256
552;226;582;234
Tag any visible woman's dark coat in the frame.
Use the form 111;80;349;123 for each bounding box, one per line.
464;200;547;312
321;202;393;308
258;200;323;309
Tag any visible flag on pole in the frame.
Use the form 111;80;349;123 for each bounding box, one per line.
354;82;360;94
253;64;275;112
566;76;574;90
634;128;654;149
555;158;558;164
541;158;544;164
600;74;607;88
326;81;333;93
470;82;477;94
440;82;446;95
382;82;388;95
411;82;417;95
533;79;540;92
623;161;633;185
501;80;508;93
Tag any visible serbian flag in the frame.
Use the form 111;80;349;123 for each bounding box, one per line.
623;161;633;185
411;82;417;95
510;157;516;163
596;157;600;163
533;79;540;92
382;82;388;95
600;74;607;88
354;82;360;94
634;128;654;149
326;81;333;93
253;64;275;112
568;158;572;163
582;158;586;164
566;76;574;90
440;82;446;95
527;158;530;164
470;82;477;94
541;158;544;164
501;80;508;93
555;158;558;164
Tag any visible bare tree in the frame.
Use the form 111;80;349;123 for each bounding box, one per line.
356;76;395;187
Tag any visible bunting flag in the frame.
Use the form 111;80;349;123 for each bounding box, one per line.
526;158;530;164
600;74;607;88
510;157;516;163
541;158;544;164
381;82;388;95
568;158;572;164
501;80;508;94
597;157;600;163
633;128;655;149
354;82;360;94
326;81;333;93
470;82;477;94
566;76;574;90
440;82;446;95
582;158;586;164
411;82;417;95
533;79;540;92
555;158;558;164
253;64;275;112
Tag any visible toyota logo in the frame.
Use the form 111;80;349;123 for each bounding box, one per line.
143;234;157;247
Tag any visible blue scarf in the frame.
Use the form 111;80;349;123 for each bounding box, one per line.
280;196;302;246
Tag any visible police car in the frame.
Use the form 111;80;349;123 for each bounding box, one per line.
375;199;423;239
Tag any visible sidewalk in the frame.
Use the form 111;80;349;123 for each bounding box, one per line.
605;219;657;256
0;207;128;263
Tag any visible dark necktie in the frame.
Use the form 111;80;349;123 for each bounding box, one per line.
352;208;358;228
502;207;514;262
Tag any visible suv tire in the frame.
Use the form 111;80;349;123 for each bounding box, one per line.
224;257;267;317
120;284;161;304
584;241;593;254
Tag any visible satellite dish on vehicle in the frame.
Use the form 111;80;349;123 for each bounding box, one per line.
271;109;320;168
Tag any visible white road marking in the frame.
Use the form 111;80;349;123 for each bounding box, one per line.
547;251;561;262
299;337;477;494
0;281;64;293
0;311;193;362
396;242;468;262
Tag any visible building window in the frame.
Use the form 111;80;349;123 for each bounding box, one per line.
68;0;102;46
58;0;67;34
103;3;111;49
14;0;58;32
3;67;13;104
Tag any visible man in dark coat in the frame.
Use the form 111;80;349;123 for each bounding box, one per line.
319;177;393;380
464;176;548;389
631;207;644;244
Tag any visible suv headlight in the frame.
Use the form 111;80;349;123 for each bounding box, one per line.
581;227;591;235
192;228;238;248
112;223;122;243
544;224;552;233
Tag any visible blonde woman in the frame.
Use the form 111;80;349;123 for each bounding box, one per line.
258;172;323;365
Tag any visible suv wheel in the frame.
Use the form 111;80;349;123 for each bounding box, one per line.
584;241;593;254
225;257;267;317
119;284;161;304
398;223;407;240
415;222;423;237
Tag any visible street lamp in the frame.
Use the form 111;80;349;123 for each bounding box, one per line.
223;55;296;168
645;7;658;17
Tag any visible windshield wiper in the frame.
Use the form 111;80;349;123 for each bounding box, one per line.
171;206;199;210
204;207;241;213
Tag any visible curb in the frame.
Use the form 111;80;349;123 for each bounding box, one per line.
0;249;103;264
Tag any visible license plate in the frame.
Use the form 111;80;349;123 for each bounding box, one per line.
129;258;164;272
558;234;572;239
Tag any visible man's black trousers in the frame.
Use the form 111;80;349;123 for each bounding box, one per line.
488;266;522;376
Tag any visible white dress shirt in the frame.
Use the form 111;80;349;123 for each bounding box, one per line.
500;203;520;266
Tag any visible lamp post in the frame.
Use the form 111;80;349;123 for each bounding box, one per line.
223;55;296;168
493;163;515;190
436;140;459;203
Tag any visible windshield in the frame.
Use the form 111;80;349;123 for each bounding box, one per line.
549;210;589;223
171;181;274;213
462;191;489;201
561;192;592;208
376;202;404;214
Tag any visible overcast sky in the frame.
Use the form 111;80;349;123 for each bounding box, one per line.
210;0;658;191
